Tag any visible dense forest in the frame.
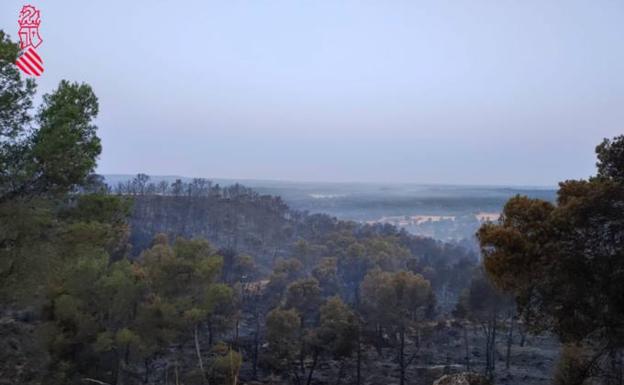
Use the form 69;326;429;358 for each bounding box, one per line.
1;29;623;385
113;176;475;284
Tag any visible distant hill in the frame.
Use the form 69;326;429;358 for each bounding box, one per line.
104;174;557;241
111;178;477;282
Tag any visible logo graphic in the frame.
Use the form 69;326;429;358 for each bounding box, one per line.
16;5;44;76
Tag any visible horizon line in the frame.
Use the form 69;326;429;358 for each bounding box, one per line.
100;172;559;190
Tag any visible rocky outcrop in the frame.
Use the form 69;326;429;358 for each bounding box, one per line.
433;372;491;385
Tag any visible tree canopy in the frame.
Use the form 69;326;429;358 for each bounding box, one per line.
478;135;624;382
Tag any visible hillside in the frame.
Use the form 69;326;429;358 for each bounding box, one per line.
106;174;557;242
122;178;477;283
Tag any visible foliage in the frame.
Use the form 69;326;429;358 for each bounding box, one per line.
210;343;242;385
316;296;357;359
361;269;433;385
0;28;511;385
361;269;433;330
478;135;624;381
266;307;301;370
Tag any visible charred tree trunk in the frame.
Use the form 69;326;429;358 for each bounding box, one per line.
483;312;498;380
463;324;471;371
299;315;305;378
253;316;260;379
376;324;383;356
491;313;497;375
234;316;240;347
399;326;406;385
306;349;319;385
519;324;527;347
116;355;125;385
506;314;515;370
356;323;362;385
144;359;150;383
483;323;490;378
335;361;345;385
208;321;214;346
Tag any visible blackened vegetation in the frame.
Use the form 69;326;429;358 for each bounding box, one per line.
125;181;294;261
120;176;476;286
2;30;623;385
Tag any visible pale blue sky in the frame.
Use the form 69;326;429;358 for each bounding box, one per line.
1;1;623;185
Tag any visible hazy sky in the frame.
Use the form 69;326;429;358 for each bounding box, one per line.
2;1;623;185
